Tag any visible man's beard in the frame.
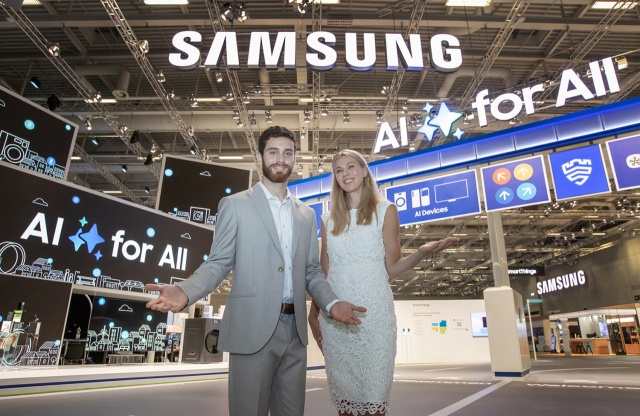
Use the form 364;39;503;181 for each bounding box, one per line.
262;162;293;183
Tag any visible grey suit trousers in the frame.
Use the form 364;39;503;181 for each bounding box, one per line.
228;313;306;416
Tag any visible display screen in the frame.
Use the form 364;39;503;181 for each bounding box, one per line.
470;312;488;337
0;273;72;367
88;296;168;352
0;163;214;294
0;86;78;181
156;155;252;225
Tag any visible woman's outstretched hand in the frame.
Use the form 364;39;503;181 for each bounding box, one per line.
417;237;459;256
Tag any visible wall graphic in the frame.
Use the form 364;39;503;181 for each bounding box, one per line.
0;86;78;180
0;163;214;293
0;274;72;367
156;155;252;225
87;297;168;353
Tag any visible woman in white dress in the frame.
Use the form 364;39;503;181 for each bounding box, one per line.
308;149;457;416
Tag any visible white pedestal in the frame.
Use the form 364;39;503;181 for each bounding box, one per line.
484;286;531;379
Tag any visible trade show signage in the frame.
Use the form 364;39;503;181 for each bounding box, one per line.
385;170;481;226
156;154;252;226
537;270;587;295
548;144;610;201
0;86;78;181
481;156;551;212
0;163;214;294
508;267;545;277
307;201;324;239
606;135;640;191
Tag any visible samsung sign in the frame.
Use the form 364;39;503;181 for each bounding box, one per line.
169;31;462;73
537;270;587;295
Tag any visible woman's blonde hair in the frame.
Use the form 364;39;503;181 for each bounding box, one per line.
329;149;383;236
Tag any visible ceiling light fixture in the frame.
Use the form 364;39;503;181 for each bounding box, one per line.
236;120;244;128
48;42;60;57
445;0;492;6
143;0;189;4
265;110;273;123
190;145;197;155
121;165;128;173
156;70;165;83
221;3;234;22
616;57;629;70
592;1;637;9
376;110;383;124
303;110;311;123
298;0;310;14
143;154;154;166
188;94;198;107
250;113;257;125
226;91;234;101
381;85;390;95
29;76;41;89
321;108;328;116
232;109;240;119
214;71;223;82
237;3;249;22
138;39;150;54
343;111;350;123
144;186;150;194
129;130;140;144
241;91;250;104
91;137;99;146
85;118;92;130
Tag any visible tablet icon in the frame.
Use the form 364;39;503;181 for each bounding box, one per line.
411;188;430;208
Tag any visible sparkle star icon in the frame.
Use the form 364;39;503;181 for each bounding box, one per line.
80;224;105;253
428;102;462;136
69;229;86;251
453;128;464;140
79;217;88;227
94;250;103;260
422;102;434;114
418;123;439;141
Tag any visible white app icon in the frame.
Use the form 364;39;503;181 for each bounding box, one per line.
562;158;592;186
410;187;430;208
394;192;407;211
626;154;640;168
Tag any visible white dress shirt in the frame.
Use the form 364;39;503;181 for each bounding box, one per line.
258;182;294;304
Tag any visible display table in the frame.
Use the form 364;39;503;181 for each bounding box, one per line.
569;338;611;355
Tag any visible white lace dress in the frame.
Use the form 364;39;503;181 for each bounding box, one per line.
320;201;397;415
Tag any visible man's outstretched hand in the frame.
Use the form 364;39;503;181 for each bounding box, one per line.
145;284;189;313
329;301;367;325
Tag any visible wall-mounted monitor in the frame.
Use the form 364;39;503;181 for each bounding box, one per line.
87;296;168;353
470;312;488;337
156;155;252;225
0;86;78;181
0;163;214;294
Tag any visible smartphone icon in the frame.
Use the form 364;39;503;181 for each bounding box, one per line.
411;190;421;208
420;187;430;206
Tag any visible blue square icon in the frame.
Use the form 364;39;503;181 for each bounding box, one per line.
548;144;610;200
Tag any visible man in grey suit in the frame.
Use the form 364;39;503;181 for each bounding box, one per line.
146;126;365;416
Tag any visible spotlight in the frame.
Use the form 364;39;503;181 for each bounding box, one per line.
298;0;309;14
156;70;165;83
119;124;129;134
616;57;628;70
381;85;390;95
121;164;128;173
144;186;150;194
509;118;517;125
265;110;273;123
129;130;140;144
221;3;234;22
46;94;60;111
401;104;408;115
138;39;150;54
150;144;158;154
236;120;244;128
250;113;257;125
253;83;262;95
343;111;350;123
93;91;102;103
167;90;176;99
300;128;306;139
188;94;198;107
303;110;311;123
321;108;328;117
187;127;195;137
29;76;41;89
190;145;197;155
48;42;60;57
226;91;234;101
409;142;416;151
215;71;223;82
232;109;240;119
376;110;383;124
297;165;303;176
91;137;99;146
325;95;332;102
144;153;154;166
85;118;92;130
241;91;250;104
237;3;249;22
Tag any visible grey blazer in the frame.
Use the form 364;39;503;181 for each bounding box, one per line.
176;184;338;354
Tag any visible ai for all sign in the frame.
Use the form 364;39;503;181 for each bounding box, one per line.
373;57;622;154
